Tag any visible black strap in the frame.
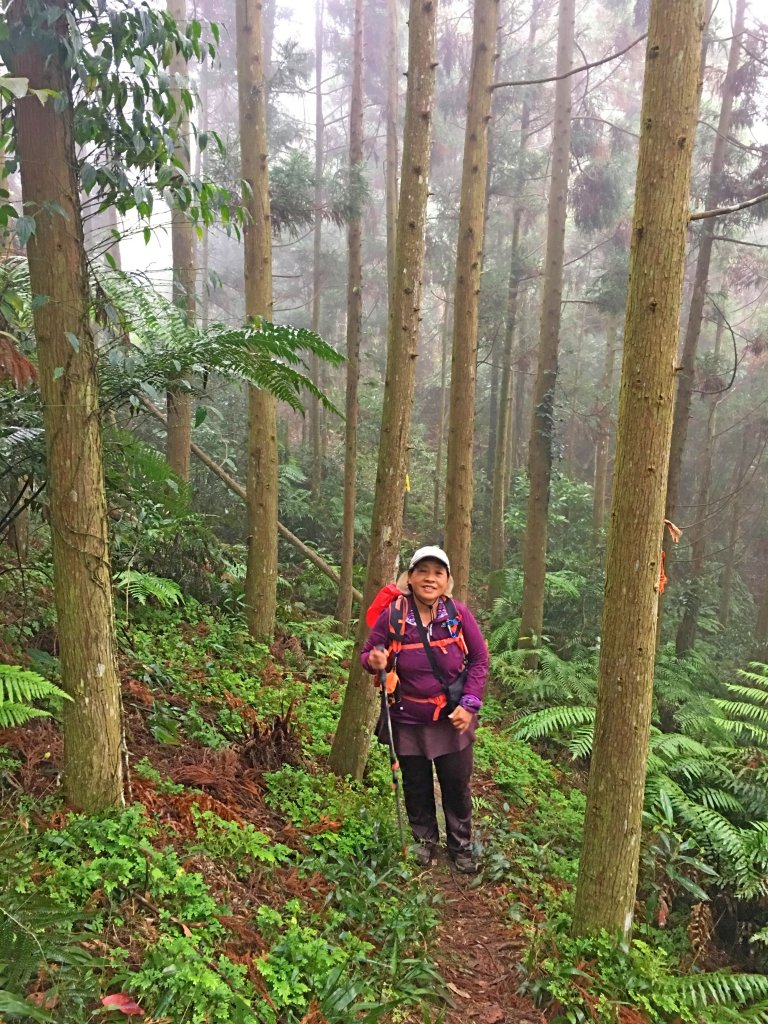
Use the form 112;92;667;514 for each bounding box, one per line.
412;599;452;694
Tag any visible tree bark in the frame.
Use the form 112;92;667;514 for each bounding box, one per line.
572;0;705;939
433;293;450;534
718;426;750;628
329;0;439;781
166;0;196;481
385;0;399;332
444;0;499;600
592;320;618;539
237;0;278;641
488;0;539;607
754;581;768;663
675;391;719;656
335;0;365;634
9;0;124;811
662;0;744;581
309;0;324;501
518;0;575;665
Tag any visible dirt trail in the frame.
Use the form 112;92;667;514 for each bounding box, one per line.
405;852;545;1024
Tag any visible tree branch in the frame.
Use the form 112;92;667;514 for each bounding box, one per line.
491;34;647;90
689;190;768;222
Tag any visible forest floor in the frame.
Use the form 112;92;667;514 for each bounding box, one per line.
0;605;597;1021
402;848;545;1024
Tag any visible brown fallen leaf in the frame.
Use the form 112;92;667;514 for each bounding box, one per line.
481;1007;505;1024
446;981;470;999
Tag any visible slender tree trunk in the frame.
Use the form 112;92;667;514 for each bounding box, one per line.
572;0;705;938
385;0;399;331
518;0;575;665
592;320;618;539
9;0;124;810
718;426;750;628
237;0;278;641
199;61;211;331
488;208;524;606
166;0;196;480
675;391;720;656
433;293;450;534
663;0;744;580
444;0;499;599
754;581;768;663
489;0;536;598
510;296;530;477
329;0;439;781
335;0;365;634
565;302;587;478
309;0;324;500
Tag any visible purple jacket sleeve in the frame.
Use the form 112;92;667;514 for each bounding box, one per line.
456;602;489;708
360;608;391;673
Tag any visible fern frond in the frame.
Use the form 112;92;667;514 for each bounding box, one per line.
0;666;71;728
512;705;595;743
114;570;183;608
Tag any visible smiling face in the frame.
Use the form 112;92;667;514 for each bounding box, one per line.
408;558;449;606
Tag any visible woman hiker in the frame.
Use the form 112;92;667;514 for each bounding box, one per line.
361;546;489;873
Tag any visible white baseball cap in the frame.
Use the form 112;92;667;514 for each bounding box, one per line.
408;546;451;574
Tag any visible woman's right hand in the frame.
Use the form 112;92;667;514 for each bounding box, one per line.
368;647;388;672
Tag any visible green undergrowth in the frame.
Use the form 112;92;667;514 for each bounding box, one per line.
0;602;442;1023
5;599;768;1024
469;702;768;1023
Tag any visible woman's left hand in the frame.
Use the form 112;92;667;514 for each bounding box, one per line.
448;706;473;733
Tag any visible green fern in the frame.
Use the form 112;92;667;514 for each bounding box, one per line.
656;968;768;1014
114;569;183;610
0;666;71;729
512;705;595;744
97;270;344;415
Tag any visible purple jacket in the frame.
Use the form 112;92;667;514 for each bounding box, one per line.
361;595;489;726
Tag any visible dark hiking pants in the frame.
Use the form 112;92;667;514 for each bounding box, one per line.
398;745;473;855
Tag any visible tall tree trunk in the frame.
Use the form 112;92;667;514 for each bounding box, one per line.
444;0;499;599
237;0;278;641
572;0;704;939
662;0;744;581
166;0;196;480
385;0;399;331
675;390;720;656
718;426;750;628
309;0;324;500
489;2;536;606
335;0;365;634
488;208;524;606
518;0;575;665
433;293;450;534
592;320;618;539
9;0;124;811
754;581;768;663
329;0;439;781
199;60;211;331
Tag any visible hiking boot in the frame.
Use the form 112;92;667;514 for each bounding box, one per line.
413;844;435;867
451;851;480;874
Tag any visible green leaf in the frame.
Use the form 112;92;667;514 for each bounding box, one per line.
52;367;64;380
15;215;36;247
193;406;207;428
65;331;80;353
0;76;29;99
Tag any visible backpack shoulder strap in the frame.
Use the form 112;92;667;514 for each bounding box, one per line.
443;598;468;655
388;593;409;644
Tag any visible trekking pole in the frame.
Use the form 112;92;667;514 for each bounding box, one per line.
376;647;407;860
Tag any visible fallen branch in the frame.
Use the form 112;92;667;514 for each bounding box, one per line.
139;396;362;604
